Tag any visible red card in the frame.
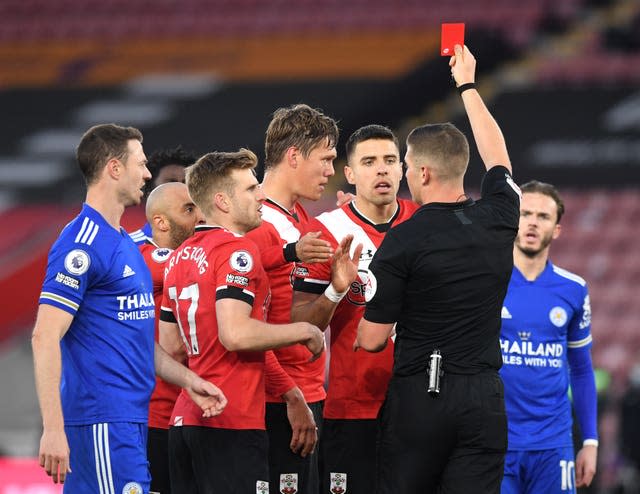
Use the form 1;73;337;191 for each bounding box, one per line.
441;23;465;56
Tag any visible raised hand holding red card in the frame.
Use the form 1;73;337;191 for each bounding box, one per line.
441;23;465;56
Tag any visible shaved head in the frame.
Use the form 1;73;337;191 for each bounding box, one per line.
145;182;203;249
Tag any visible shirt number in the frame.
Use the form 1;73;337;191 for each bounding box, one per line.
168;283;201;355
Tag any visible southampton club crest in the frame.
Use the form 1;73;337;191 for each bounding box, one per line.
256;480;269;494
64;249;90;276
280;473;298;494
330;472;347;494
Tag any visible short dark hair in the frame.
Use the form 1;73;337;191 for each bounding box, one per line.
406;123;469;181
520;180;565;223
186;149;258;216
76;124;143;185
264;104;339;170
148;146;198;173
345;124;399;164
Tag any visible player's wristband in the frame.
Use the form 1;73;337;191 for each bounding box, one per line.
324;283;348;303
457;82;476;95
583;439;599;448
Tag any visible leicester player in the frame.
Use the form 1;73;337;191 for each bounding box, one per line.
32;124;226;493
500;180;598;493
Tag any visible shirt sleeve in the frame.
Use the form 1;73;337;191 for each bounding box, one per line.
363;227;409;324
264;350;296;397
39;237;102;316
568;345;598;442
213;240;264;308
292;218;333;295
480;165;521;228
567;285;592;350
246;223;288;271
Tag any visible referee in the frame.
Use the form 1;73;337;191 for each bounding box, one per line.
357;44;521;493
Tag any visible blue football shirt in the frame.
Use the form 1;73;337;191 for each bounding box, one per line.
40;204;155;425
499;261;592;450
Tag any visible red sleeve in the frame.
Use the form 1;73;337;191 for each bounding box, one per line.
246;222;288;271
264;350;296;397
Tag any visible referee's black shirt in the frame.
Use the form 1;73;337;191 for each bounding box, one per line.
364;166;520;376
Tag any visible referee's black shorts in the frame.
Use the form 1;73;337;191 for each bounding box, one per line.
321;418;377;494
376;371;507;494
266;400;323;494
168;425;269;494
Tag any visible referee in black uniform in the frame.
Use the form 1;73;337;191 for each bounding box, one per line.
357;44;521;494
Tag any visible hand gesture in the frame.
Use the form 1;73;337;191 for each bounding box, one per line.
286;394;318;457
575;444;597;487
39;428;71;484
330;234;363;293
186;378;228;418
296;231;333;264
336;190;356;207
449;44;476;87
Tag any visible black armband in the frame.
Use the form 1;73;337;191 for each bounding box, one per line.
457;82;476;95
284;242;300;263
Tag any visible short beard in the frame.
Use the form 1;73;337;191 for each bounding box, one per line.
167;218;193;249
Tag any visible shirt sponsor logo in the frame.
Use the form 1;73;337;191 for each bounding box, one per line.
279;473;298;494
226;273;249;287
116;292;155;321
549;306;568;327
230;250;253;273
64;249;90;275
55;272;80;290
330;472;347;494
151;247;172;263
363;268;378;303
501;338;564;367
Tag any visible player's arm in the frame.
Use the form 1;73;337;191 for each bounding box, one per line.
216;298;324;358
357;230;407;352
568;344;598;487
450;45;511;173
263;352;318;457
357;320;394;353
154;343;227;418
158;319;187;364
291;235;362;329
31;304;72;484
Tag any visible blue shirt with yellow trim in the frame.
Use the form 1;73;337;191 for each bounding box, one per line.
499;261;593;450
40;204;155;425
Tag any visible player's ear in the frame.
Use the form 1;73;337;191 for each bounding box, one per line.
105;157;121;180
214;192;230;213
421;166;430;185
552;222;561;240
153;213;169;232
344;164;356;185
286;146;299;169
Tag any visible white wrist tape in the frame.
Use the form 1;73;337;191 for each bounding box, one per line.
583;439;599;447
324;283;348;303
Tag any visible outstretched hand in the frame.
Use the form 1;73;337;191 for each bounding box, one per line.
330;234;363;293
296;231;333;264
449;44;476;87
186;378;228;418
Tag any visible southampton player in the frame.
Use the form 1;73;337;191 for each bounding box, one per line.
245;104;339;494
500;180;597;493
32;124;226;492
158;149;325;493
130;146;198;245
139;182;205;494
291;125;418;494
